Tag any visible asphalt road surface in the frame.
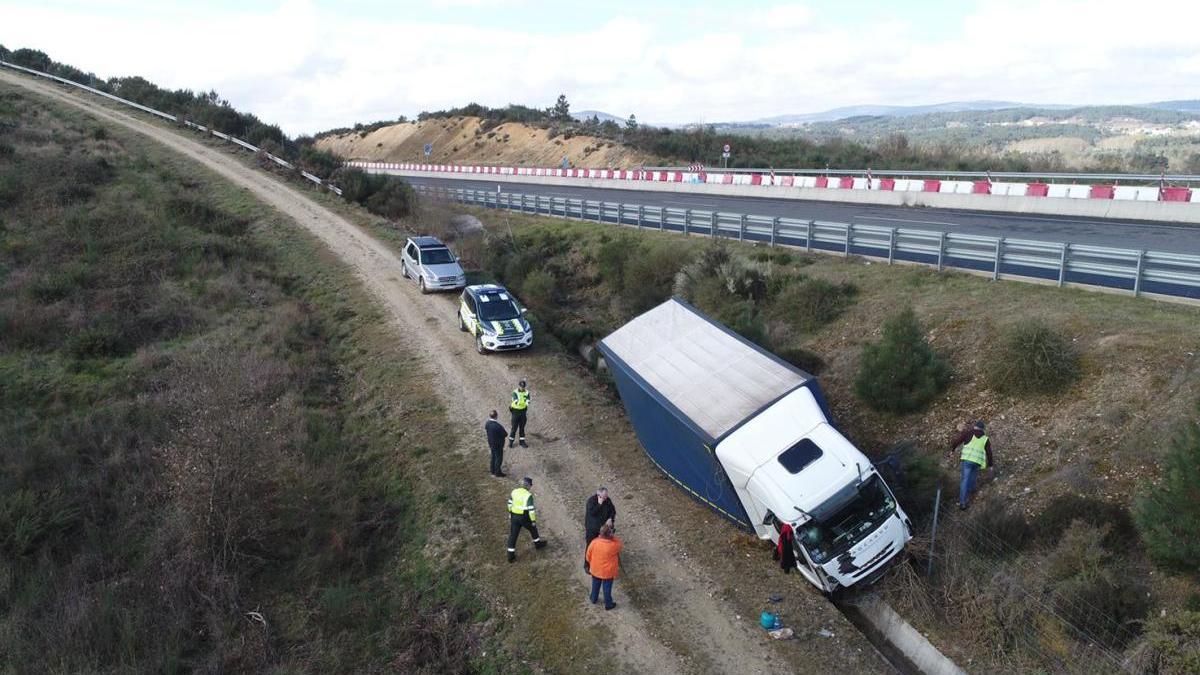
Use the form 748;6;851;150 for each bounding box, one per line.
404;176;1200;254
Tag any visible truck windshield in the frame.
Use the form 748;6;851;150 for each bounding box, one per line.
796;475;896;565
420;247;455;265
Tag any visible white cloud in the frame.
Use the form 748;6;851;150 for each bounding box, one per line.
3;0;1199;135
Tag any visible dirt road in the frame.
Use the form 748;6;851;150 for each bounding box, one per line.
3;69;887;673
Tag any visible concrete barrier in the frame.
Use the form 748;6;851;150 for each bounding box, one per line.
380;169;1200;224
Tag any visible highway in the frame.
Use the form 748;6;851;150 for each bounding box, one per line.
404;176;1200;254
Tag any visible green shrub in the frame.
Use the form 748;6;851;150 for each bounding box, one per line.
521;268;556;308
1032;494;1137;550
364;179;415;220
1129;611;1200;674
1044;521;1150;647
769;278;858;333
853;308;950;413
623;245;690;313
596;234;636;291
718;257;769;302
1134;411;1200;576
965;503;1032;558
881;444;949;523
774;344;824;374
988;320;1080;395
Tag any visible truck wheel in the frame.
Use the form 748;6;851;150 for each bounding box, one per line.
419;278;429;294
476;334;487;354
459;314;468;332
401;264;409;279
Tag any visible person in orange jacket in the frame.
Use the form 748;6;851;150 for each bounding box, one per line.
585;523;623;610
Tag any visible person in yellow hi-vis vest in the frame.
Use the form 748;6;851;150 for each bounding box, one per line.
506;476;547;562
509;379;531;448
951;420;995;510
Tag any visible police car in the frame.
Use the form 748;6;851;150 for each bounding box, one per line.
458;284;534;354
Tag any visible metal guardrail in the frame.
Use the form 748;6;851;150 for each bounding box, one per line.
416;185;1200;302
644;167;1200;184
0;60;343;196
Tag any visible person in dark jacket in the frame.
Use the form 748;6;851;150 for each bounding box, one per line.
583;487;616;573
485;410;507;477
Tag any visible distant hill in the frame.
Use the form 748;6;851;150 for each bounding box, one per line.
573;110;626;125
748;100;1042;126
1147;100;1200;112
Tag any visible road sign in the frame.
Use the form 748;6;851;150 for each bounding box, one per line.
722;143;730;153
423;143;433;156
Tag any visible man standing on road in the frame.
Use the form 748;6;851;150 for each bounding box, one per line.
506;476;547;562
509;379;530;448
583;487;616;573
586;523;623;611
952;420;995;510
485;410;507;477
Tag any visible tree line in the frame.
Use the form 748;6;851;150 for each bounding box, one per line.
1;44;342;179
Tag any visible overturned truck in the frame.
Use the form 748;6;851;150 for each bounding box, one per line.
598;298;912;592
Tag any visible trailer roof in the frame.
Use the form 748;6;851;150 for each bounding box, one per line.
599;298;810;442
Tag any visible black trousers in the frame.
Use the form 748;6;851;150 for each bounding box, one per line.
507;513;540;551
489;445;503;475
509;408;527;440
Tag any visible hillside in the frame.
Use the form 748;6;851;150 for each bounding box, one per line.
316;115;661;167
728;104;1200;172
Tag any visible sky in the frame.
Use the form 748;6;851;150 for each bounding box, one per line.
4;0;1200;136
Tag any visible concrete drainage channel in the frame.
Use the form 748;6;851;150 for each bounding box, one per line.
836;592;966;675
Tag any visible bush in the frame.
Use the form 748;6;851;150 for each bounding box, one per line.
770;278;857;333
965;503;1032;558
854;308;950;414
596;234;636;291
988;320;1080;395
1134;411;1200;576
364;179;415;220
521;268;556;308
1044;521;1150;647
1129;611;1200;674
1032;494;1138;550
774;344;824;374
622;245;690;313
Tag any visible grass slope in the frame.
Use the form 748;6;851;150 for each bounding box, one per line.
0;84;521;673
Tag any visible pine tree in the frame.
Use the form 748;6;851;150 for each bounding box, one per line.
551;94;570;121
853;308;950;413
1134;409;1200;576
626;113;638;130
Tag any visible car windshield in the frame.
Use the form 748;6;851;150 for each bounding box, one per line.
796;475;896;565
420;247;455;265
478;296;521;321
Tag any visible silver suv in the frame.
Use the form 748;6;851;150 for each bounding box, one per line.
401;236;466;293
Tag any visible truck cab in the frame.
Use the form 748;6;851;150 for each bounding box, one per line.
717;386;913;592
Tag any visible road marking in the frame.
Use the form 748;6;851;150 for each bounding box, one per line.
854;215;959;227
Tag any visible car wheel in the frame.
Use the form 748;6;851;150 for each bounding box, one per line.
401;263;409;279
476;334;487;354
419;277;429;294
459;314;468;332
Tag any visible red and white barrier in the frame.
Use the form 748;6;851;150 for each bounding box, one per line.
342;160;1196;204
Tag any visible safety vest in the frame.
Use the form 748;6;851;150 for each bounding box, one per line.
961;434;989;469
511;389;530;411
508;487;536;521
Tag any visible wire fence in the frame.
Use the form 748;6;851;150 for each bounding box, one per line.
909;491;1137;674
416;185;1200;303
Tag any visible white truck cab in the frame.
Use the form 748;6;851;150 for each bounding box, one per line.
718;386;913;592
